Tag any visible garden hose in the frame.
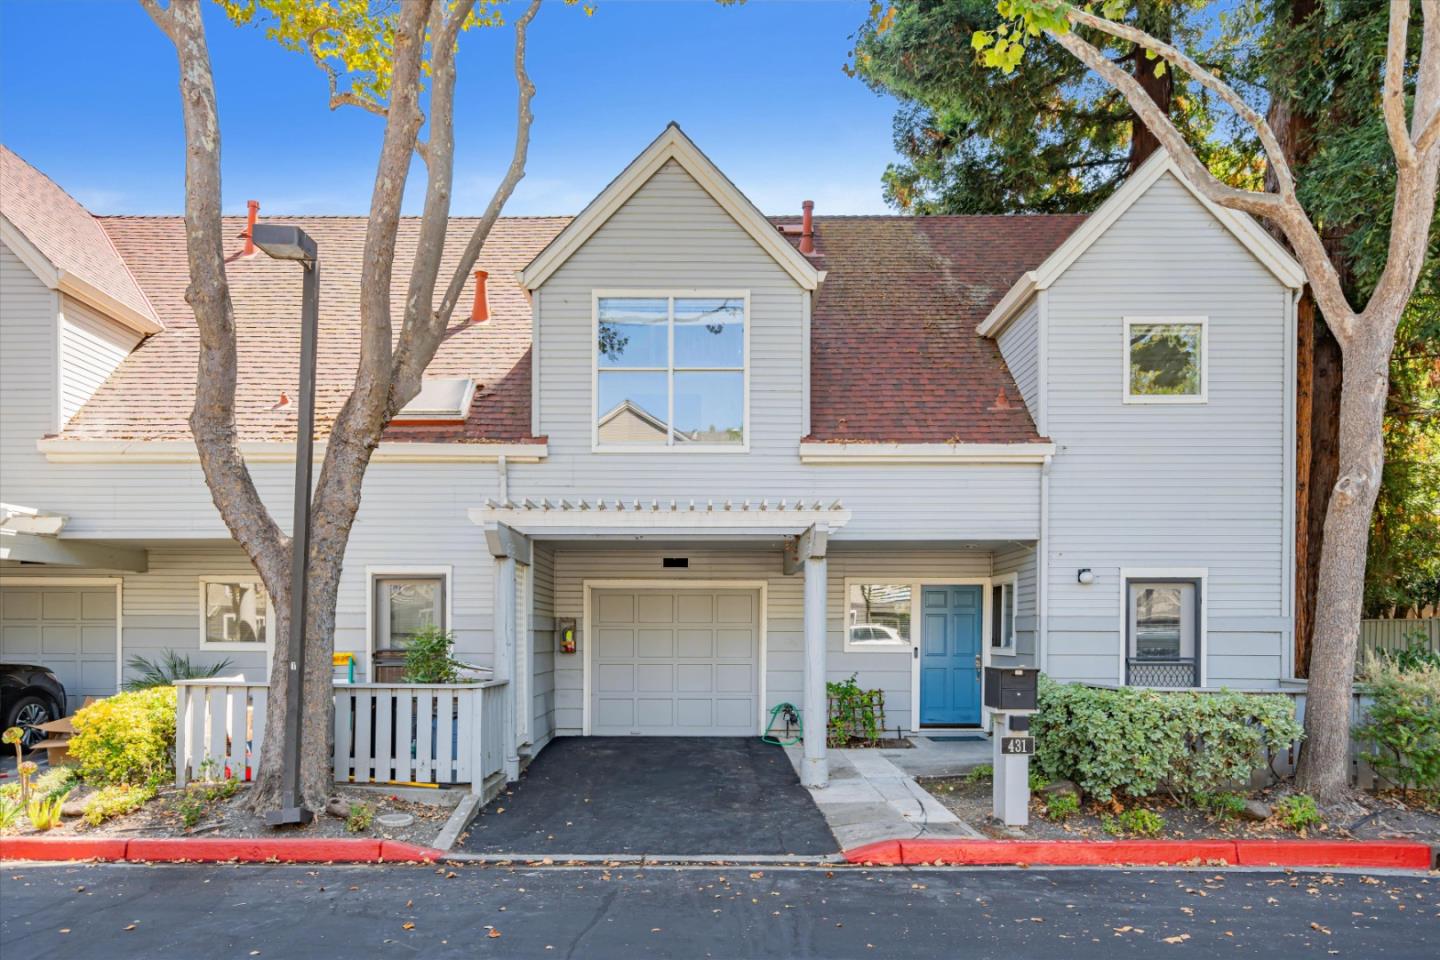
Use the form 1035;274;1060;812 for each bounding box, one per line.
762;702;803;746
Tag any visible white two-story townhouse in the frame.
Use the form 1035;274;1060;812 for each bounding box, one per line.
0;125;1303;785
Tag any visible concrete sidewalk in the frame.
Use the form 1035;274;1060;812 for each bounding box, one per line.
788;738;988;849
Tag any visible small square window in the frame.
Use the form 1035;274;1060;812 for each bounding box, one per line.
845;582;912;652
200;579;268;648
1124;317;1207;402
375;577;445;650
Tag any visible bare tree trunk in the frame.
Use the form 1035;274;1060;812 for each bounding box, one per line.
1297;334;1394;799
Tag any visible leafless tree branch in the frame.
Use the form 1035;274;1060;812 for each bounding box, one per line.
1063;4;1296;197
1384;0;1417;168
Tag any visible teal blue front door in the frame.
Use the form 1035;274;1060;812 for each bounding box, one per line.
920;586;982;725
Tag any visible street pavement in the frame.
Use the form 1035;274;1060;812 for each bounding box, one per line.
1;862;1435;958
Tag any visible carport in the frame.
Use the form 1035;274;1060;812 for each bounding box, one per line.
459;736;838;857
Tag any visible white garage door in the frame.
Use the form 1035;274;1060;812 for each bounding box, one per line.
0;585;117;712
591;588;759;736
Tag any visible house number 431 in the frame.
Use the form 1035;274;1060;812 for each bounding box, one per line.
1001;736;1034;755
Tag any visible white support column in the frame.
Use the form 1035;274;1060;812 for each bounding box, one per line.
798;523;829;788
486;522;530;784
494;554;520;782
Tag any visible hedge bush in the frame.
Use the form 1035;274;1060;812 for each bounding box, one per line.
69;687;176;787
1032;678;1303;802
1355;657;1440;795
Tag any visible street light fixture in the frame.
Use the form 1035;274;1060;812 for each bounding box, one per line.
252;223;319;827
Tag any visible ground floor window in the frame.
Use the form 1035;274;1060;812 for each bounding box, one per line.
1125;578;1199;687
372;575;446;681
199;578;269;650
844;581;913;651
990;577;1016;650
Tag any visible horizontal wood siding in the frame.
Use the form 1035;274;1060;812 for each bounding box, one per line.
996;296;1041;426
530;543;556;748
1;242;59;479
523;159;1041;541
58;295;141;423
992;543;1038;664
1043;172;1290;688
549;543;993;736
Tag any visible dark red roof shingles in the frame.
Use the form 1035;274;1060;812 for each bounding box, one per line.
58;211;1084;446
781;214;1085;444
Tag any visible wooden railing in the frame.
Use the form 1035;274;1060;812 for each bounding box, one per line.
174;678;509;795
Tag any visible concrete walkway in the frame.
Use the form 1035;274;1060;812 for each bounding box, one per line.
788;737;990;849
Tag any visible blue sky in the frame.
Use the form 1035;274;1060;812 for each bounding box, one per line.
0;0;903;217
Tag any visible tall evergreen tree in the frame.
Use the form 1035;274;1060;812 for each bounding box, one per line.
851;0;1237;214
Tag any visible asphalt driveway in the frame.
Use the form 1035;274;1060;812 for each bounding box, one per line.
459;736;838;857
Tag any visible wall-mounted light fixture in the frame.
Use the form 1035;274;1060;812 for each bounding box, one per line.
1077;568;1095;585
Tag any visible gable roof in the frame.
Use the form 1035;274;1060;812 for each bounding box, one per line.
792;213;1085;444
976;150;1305;338
0;146;162;335
519;123;824;292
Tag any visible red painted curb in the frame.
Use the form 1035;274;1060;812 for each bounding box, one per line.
844;838;1435;870
0;837;128;862
125;838;383;863
379;840;445;863
1232;840;1433;870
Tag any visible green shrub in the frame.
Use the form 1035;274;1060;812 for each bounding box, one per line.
966;764;993;783
0;796;22;831
174;778;240;828
1102;807;1165;837
1031;678;1303;803
827;674;885;746
402;625;466;684
1195;791;1247;820
1275;794;1323;832
83;784;156;826
1045;792;1080;821
69;687;176;787
26;793;67;831
1355;657;1440;795
124;651;234;690
346;801;374;833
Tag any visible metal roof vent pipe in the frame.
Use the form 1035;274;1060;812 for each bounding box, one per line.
799;200;815;255
243;200;260;256
471;269;490;322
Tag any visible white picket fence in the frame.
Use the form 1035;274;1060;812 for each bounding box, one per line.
174;678;509;795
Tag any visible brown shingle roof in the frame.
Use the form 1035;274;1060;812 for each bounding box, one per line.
787;214;1086;444
52;208;1082;446
69;215;568;443
1;146;158;326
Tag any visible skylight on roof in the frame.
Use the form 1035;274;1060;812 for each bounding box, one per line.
394;378;475;423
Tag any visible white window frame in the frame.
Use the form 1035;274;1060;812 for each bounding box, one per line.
591;289;751;453
990;572;1018;652
364;566;453;679
1122;315;1208;404
197;576;273;653
843;578;920;654
1117;566;1208;688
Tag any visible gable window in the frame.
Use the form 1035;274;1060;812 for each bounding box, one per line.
844;581;913;652
1123;316;1207;403
990;576;1016;651
594;293;747;449
199;577;269;650
1125;578;1200;687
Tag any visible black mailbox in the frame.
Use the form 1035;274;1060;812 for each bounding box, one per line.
984;666;1039;711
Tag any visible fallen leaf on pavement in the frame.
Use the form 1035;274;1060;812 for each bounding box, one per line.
1162;934;1191;944
1310;923;1331;935
402;923;414;931
488;929;501;939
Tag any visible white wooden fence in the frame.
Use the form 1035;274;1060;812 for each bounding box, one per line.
174;679;510;795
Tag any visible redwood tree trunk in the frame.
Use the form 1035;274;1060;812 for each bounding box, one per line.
1297;312;1344;675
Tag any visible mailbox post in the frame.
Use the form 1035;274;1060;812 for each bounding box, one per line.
984;666;1039;826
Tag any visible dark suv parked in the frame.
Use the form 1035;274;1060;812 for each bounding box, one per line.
0;664;67;749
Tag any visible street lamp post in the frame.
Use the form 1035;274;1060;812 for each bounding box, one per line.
252;223;319;827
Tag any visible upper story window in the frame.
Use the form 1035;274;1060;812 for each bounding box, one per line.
594;293;748;450
1123;316;1207;403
